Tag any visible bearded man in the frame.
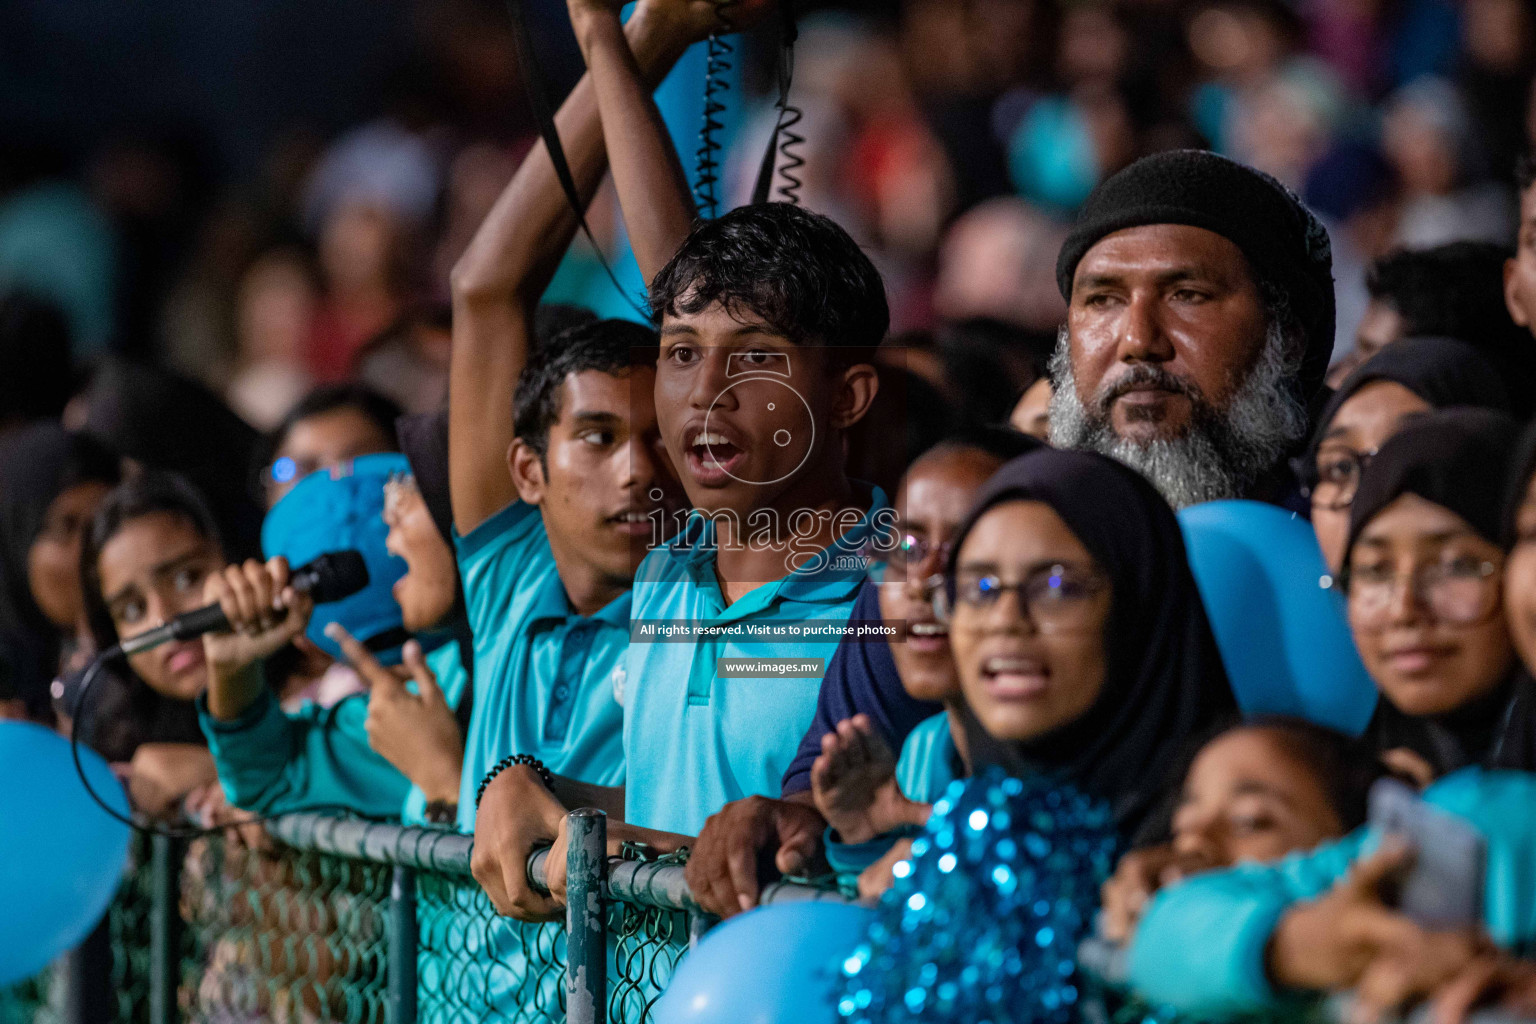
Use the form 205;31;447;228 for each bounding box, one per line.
1050;149;1336;509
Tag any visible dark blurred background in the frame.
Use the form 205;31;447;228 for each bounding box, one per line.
2;0;1532;431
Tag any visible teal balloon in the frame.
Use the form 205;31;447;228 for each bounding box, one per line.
1178;500;1377;735
0;721;132;985
653;901;873;1024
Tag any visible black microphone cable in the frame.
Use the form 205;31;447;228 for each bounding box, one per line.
68;650;377;839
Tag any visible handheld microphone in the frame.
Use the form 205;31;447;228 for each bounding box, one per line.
104;550;370;659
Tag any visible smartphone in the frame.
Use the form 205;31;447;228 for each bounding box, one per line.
1367;777;1485;930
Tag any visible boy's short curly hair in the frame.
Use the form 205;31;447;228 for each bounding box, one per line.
512;318;660;460
648;203;889;350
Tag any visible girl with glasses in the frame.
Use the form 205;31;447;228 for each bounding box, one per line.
1302;337;1512;573
1119;408;1536;1022
808;432;1035;896
1342;408;1531;782
939;447;1236;840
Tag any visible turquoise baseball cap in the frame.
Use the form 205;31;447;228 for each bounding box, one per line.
261;453;410;665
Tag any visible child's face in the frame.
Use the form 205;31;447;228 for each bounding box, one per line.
876;447;1004;702
1171;729;1345;870
654;302;858;514
1309;380;1431;574
948;500;1111;743
515;367;682;585
96;512;224;700
382;478;457;633
1347;494;1513;718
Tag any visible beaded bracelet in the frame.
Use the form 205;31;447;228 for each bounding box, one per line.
475;754;554;809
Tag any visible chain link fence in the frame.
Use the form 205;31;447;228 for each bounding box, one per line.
1;811;843;1024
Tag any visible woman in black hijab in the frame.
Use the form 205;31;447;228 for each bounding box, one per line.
943;447;1236;840
0;423;119;720
1342;408;1534;779
1303;336;1514;573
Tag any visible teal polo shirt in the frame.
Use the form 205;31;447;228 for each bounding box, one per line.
199;639;469;826
454;501;630;833
623;488;890;836
894;711;963;805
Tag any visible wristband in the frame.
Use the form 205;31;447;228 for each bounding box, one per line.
476;754;554;808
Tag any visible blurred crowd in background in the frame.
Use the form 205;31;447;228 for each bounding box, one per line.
6;0;1536;436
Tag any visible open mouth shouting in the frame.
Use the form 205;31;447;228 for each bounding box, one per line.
685;425;748;486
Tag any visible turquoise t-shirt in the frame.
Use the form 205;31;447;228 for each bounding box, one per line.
895;711;963;804
199;640;469;825
454;500;630;833
623;489;890;836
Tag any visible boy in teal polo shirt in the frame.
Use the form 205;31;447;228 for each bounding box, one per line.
473;0;892;924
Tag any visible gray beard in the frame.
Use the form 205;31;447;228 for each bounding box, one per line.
1047;324;1308;509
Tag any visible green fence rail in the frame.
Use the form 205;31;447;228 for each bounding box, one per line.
3;810;847;1024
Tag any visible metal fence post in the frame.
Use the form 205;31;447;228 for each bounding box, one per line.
149;834;182;1024
389;864;418;1024
565;808;608;1024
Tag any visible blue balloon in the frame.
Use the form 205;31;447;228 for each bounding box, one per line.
0;721;132;986
1178;500;1378;735
653;900;873;1024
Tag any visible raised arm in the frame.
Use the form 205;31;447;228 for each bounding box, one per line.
448;3;697;535
568;0;737;285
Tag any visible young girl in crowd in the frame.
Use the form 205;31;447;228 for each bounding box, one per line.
811;430;1037;895
79;472;230;816
940;446;1236;840
1304;336;1514;572
0;423;118;722
1123;408;1536;1020
1100;718;1391;943
1347;408;1533;781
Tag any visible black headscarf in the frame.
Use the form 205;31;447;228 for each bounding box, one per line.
0;423;118;718
80;357;264;560
944;448;1236;839
1346;408;1520;558
1344;408;1536;775
1311;336;1513;461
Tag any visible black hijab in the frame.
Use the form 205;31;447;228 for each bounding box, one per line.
1307;336;1512;468
1344;408;1536;775
944;448;1236;838
0;423;118;718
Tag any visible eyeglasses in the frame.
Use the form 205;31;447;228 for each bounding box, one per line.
862;533;954;575
265;455;320;489
1304;445;1378;512
933;563;1108;632
1343;555;1501;629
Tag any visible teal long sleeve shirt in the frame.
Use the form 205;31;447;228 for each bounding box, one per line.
1126;769;1536;1017
199;641;469;826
